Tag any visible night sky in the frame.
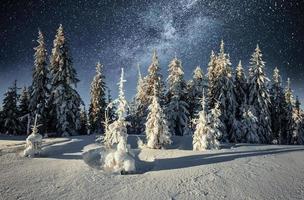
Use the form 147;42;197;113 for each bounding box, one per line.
0;0;304;106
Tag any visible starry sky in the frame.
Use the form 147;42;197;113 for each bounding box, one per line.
0;0;303;106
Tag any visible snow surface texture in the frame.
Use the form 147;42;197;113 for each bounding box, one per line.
1;135;304;200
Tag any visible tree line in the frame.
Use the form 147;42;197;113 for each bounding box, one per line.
0;24;303;145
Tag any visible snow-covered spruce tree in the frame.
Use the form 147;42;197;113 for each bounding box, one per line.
234;60;247;119
2;81;22;135
19;86;30;134
79;106;88;135
145;49;165;104
207;41;236;142
145;85;171;149
207;102;223;143
292;97;304;144
88;62;107;134
49;24;82;136
269;67;286;144
239;106;259;143
24;114;43;157
166;57;190;136
207;50;217;108
283;78;294;144
102;68;135;173
193;93;220;151
128;64;147;134
187;66;208;129
103;68;129;147
248;45;271;143
29;30;49;133
106;89;117;123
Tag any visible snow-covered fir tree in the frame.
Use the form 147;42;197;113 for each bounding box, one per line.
269;67;286;144
1;81;22;135
145;85;171;149
145;49;165;104
106;89;117;123
238;106;259;143
24;114;43;157
207;40;236;141
292;97;304;144
248;45;271;143
166;57;190;136
29;30;49;132
19;86;30;134
234;60;247;119
49;24;82;136
88;62;107;134
187;66;207;128
103;68;129;147
283;78;294;144
207;50;217;107
193;93;220;151
128;64;147;134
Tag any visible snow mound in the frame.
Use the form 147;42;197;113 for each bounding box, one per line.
23;133;42;157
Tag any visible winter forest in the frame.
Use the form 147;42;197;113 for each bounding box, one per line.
1;24;304;149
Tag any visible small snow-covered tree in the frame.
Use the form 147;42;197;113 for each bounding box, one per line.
2;81;22;135
248;45;271;143
102;68;135;174
145;85;171;149
88;62;107;134
49;24;82;136
187;66;207;128
240;107;259;143
283;78;294;144
24;114;43;157
166;57;190;136
29;30;49;132
193;94;220;151
103;68;129;147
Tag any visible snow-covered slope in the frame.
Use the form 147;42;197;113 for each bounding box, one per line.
1;135;304;200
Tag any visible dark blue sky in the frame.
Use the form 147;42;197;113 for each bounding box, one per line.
0;0;303;106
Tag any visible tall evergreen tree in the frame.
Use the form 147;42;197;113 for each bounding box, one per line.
29;30;49;132
283;78;294;144
166;57;189;136
269;67;286;143
248;45;271;143
49;24;82;136
234;60;247;119
145;85;171;149
128;64;146;134
2;81;22;135
207;41;236;141
144;49;165;104
88;62;107;134
187;66;207;128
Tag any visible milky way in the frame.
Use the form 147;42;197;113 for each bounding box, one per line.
0;0;303;105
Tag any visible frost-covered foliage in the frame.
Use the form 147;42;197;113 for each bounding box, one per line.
48;24;82;136
187;66;207;128
103;68;129;147
248;45;271;143
89;62;107;134
193;94;220;151
242;107;259;143
166;57;190;136
29;30;49;132
79;106;88;135
24;115;43;157
145;86;171;149
1;81;22;135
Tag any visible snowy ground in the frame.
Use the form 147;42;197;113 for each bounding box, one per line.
1;135;304;200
